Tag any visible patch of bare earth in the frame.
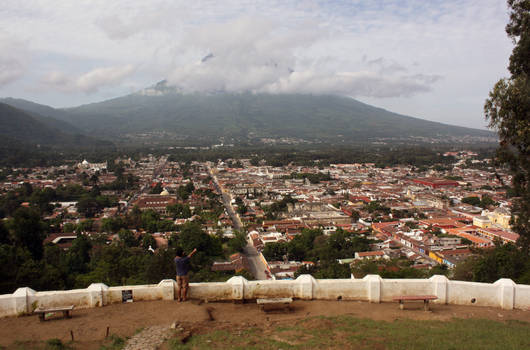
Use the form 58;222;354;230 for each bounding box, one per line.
1;299;529;349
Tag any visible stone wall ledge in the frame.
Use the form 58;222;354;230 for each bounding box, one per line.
0;275;528;318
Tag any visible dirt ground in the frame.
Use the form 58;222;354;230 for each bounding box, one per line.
1;299;529;349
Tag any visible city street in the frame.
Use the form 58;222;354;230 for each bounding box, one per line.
208;166;268;280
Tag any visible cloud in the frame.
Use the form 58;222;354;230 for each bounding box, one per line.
0;0;511;127
41;65;135;93
96;15;141;40
164;17;440;98
165;17;316;92
262;70;441;97
0;30;29;87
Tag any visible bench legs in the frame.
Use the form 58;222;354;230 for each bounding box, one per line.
261;304;293;313
38;310;72;321
398;299;430;311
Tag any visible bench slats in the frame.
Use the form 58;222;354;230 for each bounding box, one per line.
256;298;293;305
35;305;75;313
393;295;437;301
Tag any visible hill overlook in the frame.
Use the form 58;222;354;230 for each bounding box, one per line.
1;299;528;349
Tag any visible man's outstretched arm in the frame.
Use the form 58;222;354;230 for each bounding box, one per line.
188;248;197;258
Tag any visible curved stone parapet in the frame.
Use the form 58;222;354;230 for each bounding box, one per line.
0;275;528;318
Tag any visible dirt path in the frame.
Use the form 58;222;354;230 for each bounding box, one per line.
1;299;529;349
123;325;173;350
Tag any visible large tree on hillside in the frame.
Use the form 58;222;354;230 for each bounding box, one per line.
484;0;530;251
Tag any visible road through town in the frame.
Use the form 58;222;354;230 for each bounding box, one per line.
208;166;268;280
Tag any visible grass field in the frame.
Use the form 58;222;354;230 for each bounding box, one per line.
168;315;530;350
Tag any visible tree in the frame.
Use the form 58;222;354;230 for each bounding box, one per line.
472;243;529;283
226;232;247;254
127;205;143;229
11;207;46;260
167;203;192;219
76;195;100;218
237;204;248;215
0;220;10;244
177;182;195;200
66;235;92;274
484;0;530;250
461;196;481;207
141;233;157;251
262;242;288;261
118;229;139;248
349;209;360;222
175;222;223;279
0;244;33;293
150;182;163;194
479;195;496;209
101;217;126;233
89;173;99;186
141;209;161;233
78;220;94;232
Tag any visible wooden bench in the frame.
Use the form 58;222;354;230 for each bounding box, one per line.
34;305;74;321
257;298;293;312
393;295;437;311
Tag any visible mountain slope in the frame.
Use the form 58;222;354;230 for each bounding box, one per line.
0;103;113;149
59;89;493;143
0;97;82;135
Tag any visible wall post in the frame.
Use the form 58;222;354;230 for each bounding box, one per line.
227;276;247;300
87;283;109;307
13;287;36;314
494;278;516;310
296;274;316;299
430;275;449;304
363;275;382;303
158;279;176;300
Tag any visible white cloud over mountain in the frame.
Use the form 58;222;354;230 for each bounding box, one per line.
0;30;29;87
163;17;440;97
0;0;513;128
41;65;135;93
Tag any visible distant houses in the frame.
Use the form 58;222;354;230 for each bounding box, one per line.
131;194;177;216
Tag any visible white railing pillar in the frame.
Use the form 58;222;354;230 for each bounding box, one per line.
430;275;449;304
494;278;516;310
296;274;317;299
158;279;176;300
363;275;382;303
87;283;108;307
227;276;248;300
13;287;36;314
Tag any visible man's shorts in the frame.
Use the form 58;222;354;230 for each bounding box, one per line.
177;275;189;289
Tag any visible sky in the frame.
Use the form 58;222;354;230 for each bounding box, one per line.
0;0;514;129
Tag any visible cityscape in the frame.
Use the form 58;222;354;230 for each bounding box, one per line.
0;0;528;348
0;150;519;282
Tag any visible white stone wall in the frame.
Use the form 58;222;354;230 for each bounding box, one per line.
1;275;529;318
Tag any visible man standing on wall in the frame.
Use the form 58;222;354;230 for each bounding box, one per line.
174;247;197;302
